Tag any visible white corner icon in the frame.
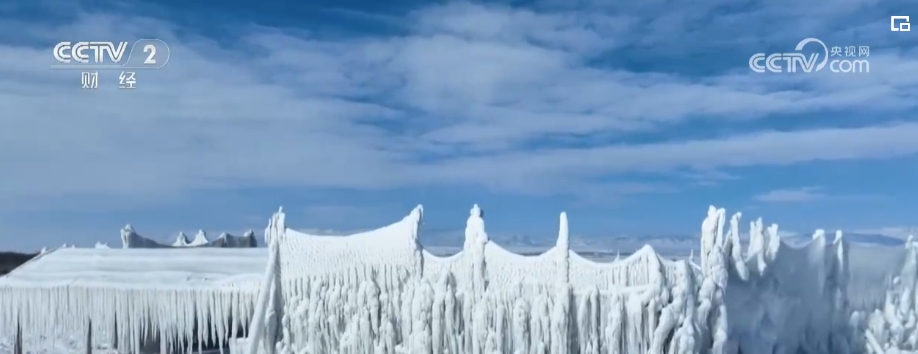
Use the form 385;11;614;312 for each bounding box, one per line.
891;16;910;32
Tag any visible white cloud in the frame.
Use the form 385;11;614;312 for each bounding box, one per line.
0;3;916;207
754;187;827;203
754;186;888;203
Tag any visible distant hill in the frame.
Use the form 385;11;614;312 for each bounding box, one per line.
0;251;37;276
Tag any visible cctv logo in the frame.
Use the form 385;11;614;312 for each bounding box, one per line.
749;38;829;73
891;16;910;32
53;42;129;64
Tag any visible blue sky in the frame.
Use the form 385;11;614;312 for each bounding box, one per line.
0;0;916;252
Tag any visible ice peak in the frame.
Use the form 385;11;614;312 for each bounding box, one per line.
409;205;424;221
471;204;483;218
265;207;286;246
173;232;190;247
464;204;488;249
190;230;208;246
120;224;136;249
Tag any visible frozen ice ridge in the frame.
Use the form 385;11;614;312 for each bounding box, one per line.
246;204;731;354
2;204;916;354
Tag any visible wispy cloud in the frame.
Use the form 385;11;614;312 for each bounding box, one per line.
754;186;888;203
755;187;828;203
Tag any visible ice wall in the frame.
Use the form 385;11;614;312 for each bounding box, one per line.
855;238;918;354
257;205;728;354
0;248;267;354
723;209;852;354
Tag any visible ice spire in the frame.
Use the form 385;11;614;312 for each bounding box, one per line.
728;212;748;280
120;224;135;248
464;204;488;250
557;212;570;283
172;232;190;247
408;205;424;243
557;212;569;251
465;204;488;295
265;207;285;246
190;230;208;246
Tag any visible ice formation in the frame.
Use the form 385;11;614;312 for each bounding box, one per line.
242;204;729;354
3;204;917;354
172;232;190;247
855;237;918;354
714;210;851;354
0;248;267;353
120;226;257;248
190;230;210;246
